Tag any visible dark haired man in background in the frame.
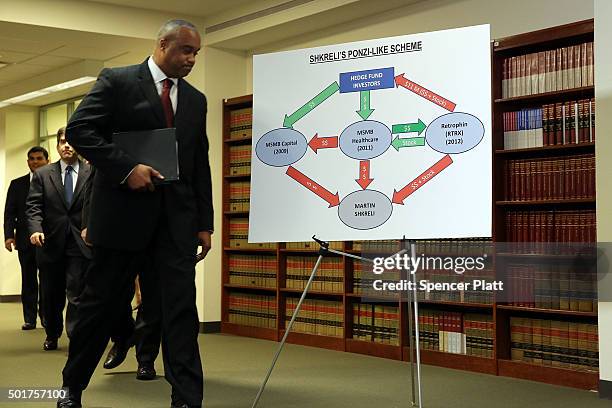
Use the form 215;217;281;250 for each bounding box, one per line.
4;146;49;330
26;128;92;351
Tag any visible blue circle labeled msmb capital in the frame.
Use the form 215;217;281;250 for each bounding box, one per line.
256;128;308;167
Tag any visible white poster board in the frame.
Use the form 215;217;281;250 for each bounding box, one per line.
249;24;491;243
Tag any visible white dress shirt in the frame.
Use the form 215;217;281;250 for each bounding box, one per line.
60;160;79;193
148;57;178;114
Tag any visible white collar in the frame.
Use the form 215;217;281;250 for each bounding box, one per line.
148;57;178;86
60;159;79;174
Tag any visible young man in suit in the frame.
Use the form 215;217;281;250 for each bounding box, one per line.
4;146;49;330
26;127;92;351
59;19;213;408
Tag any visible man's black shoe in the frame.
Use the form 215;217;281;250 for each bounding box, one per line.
56;387;81;408
103;341;131;369
43;337;58;351
21;322;36;330
171;394;201;408
136;363;156;380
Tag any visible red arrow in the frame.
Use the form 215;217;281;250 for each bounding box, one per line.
394;74;456;112
308;133;339;153
355;160;374;190
392;155;453;205
286;166;340;207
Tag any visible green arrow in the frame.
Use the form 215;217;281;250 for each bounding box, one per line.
356;90;374;120
392;136;425;151
283;82;340;128
392;119;427;135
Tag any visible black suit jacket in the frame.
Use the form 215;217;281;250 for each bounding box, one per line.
4;174;32;251
65;59;213;253
25;160;92;263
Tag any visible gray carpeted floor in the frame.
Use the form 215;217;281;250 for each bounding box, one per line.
0;302;607;408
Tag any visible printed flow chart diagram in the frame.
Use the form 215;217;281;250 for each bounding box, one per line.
254;66;485;231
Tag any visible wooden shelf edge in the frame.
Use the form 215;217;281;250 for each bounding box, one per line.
224;137;252;145
224;211;250;216
493;19;593;51
495;252;596;259
496;199;595;206
224;284;277;292
224;247;277;253
495;142;595;155
223;94;253;106
221;322;277;341
496;305;597;317
494;86;594;104
403;348;497;375
281;288;343;297
346;339;402;360
497;359;598;390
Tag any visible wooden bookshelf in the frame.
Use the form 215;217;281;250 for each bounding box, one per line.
491;18;598;390
221;19;598;392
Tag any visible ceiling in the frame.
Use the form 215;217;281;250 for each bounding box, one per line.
0;20;152;105
0;0;425;106
88;0;256;19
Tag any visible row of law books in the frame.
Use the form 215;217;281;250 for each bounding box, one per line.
502;99;595;149
352;303;400;345
501;42;594;98
228;292;277;329
504;155;595;201
416;310;494;358
510;317;598;371
286;256;343;293
285;241;343;250
228;254;276;288
228;218;276;249
416;269;495;305
228;107;252;139
285;297;343;338
228;181;250;212
228;145;251;176
352;261;400;297
414;238;493;256
353;240;398;253
503;262;597;313
505;210;596;244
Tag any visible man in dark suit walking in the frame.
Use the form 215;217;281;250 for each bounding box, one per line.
4;146;49;330
59;19;213;408
26;127;92;351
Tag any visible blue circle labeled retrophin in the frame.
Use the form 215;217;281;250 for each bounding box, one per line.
338;189;393;230
339;120;392;160
256;128;308;167
425;112;485;154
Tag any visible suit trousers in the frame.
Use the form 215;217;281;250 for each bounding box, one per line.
39;235;88;339
109;269;162;365
17;246;41;325
62;210;203;406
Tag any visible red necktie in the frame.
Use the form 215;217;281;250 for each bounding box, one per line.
161;78;174;127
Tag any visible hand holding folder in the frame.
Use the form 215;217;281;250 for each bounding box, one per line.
112;128;179;191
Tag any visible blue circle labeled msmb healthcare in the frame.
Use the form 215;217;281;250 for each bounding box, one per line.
339;120;392;160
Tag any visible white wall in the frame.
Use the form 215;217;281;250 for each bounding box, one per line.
246;0;594;92
595;0;612;384
0;106;39;296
